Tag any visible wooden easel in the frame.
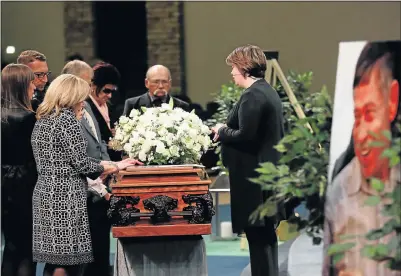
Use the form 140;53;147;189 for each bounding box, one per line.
265;58;314;133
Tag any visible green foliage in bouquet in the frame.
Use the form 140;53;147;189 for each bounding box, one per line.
327;125;401;271
249;71;333;244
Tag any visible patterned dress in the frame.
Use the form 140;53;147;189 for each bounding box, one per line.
31;108;104;265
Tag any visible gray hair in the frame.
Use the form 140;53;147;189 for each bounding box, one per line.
61;60;93;79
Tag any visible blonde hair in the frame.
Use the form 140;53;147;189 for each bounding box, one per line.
36;74;90;119
226;45;267;78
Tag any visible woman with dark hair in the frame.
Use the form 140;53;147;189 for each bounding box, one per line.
87;62;122;161
212;45;285;276
1;64;37;276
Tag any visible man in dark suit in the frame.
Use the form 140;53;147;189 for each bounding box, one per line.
17;50;51;111
212;45;285;276
122;65;189;116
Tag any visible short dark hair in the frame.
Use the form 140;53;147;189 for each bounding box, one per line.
354;41;401;132
354;41;401;88
92;62;121;95
17;50;47;65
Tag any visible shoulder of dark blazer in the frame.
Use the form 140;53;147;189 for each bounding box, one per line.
2;108;36;130
172;96;190;109
244;79;274;93
244;79;281;102
3;107;36;122
125;94;149;108
126;94;144;104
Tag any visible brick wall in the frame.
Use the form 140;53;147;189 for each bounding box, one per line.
64;2;96;64
146;1;185;94
64;2;185;93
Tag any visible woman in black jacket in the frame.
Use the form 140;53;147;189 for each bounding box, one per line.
212;45;285;276
1;64;37;276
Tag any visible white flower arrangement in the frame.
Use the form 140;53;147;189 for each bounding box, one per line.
110;99;212;165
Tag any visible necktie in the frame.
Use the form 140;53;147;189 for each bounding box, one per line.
153;98;163;107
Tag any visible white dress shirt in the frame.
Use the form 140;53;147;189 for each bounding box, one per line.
83;109;99;142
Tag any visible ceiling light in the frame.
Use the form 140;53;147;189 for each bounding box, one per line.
6;46;15;54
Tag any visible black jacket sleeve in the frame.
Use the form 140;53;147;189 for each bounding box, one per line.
218;92;261;143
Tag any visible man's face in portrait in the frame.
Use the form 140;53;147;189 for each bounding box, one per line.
352;62;399;180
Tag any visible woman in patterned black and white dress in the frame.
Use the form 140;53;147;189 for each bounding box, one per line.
31;74;138;276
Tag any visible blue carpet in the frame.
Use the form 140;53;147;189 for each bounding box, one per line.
294;202;309;219
208;256;249;276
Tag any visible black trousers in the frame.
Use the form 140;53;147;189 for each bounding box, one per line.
1;166;37;276
1;242;36;276
84;194;111;276
244;222;279;276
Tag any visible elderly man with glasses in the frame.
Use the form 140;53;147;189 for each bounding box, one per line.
17;50;51;111
122;64;190;116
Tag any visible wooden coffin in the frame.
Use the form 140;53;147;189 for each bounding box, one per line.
109;165;214;238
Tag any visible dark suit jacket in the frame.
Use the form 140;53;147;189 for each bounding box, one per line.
80;103;112;276
31;89;46;112
122;93;190;116
81;102;110;200
81;102;110;161
86;97;121;161
218;79;285;233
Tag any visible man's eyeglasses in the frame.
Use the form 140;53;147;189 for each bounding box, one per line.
34;72;51;79
102;88;118;94
148;79;170;86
